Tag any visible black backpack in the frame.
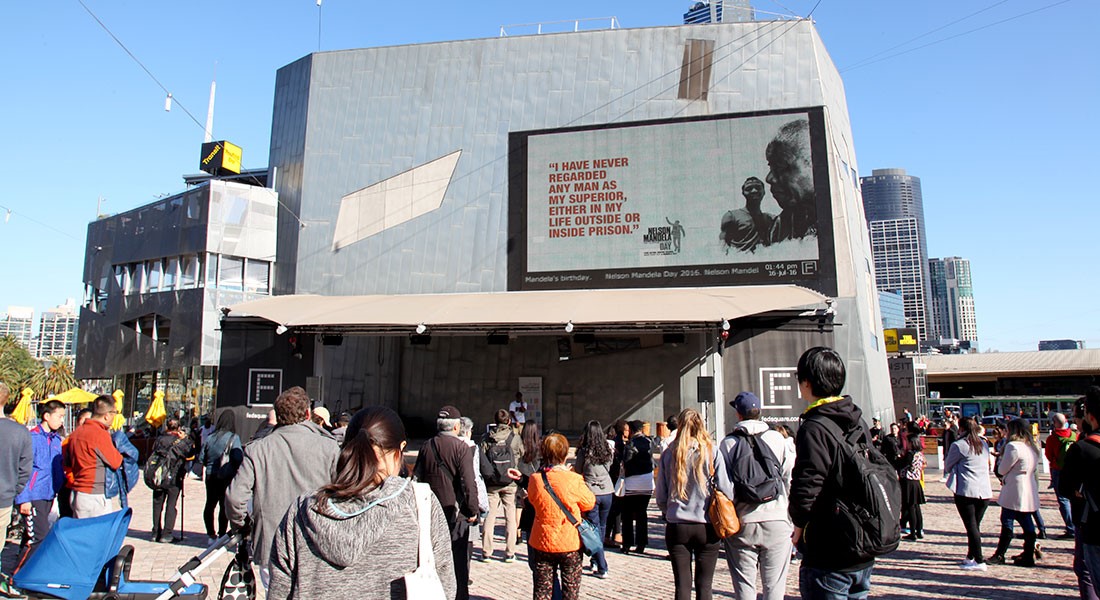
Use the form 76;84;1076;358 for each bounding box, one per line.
481;432;517;487
808;415;902;560
723;430;784;504
144;438;187;491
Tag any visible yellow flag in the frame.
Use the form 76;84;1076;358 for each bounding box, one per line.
10;388;33;425
111;389;126;431
144;390;167;428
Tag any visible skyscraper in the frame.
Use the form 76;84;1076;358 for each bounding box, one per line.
37;300;78;360
929;257;978;347
0;306;35;352
683;1;755;24
861;168;932;341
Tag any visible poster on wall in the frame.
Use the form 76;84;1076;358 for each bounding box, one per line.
508;107;836;295
517;377;543;428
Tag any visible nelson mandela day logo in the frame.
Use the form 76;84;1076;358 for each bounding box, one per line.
642;216;685;256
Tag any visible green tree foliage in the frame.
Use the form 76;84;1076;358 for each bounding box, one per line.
0;335;38;395
29;355;79;399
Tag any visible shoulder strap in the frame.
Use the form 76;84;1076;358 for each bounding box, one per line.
413;482;436;569
807;414;864;448
1086;434;1100;446
540;471;580;527
432;438;457;481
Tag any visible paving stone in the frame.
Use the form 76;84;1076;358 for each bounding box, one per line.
3;467;1082;598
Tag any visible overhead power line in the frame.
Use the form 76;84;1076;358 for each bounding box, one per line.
842;0;1074;73
75;0;208;135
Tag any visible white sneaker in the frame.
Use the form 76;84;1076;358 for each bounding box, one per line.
959;559;987;571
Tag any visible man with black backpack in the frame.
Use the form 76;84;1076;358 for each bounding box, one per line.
145;418;195;543
715;391;794;600
479;409;524;562
789;347;901;600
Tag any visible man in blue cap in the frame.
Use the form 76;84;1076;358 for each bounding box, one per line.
715;391;795;600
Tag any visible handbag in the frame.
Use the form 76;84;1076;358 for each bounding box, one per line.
707;488;741;538
707;457;741;538
218;536;256;600
540;472;604;556
404;482;448;599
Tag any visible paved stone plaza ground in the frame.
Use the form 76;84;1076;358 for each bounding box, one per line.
4;465;1083;599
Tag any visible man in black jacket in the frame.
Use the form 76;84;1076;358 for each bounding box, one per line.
415;405;479;600
620;420;656;554
1058;387;1100;599
789;347;875;599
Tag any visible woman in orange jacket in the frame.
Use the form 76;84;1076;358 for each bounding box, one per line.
526;433;596;600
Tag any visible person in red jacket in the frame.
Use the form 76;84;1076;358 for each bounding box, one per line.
64;396;123;518
1044;412;1077;538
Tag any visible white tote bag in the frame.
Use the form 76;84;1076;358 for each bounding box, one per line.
404;482;447;599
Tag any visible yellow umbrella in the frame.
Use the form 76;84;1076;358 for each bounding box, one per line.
10;388;34;425
144;390;167;428
48;387;98;405
110;389;126;431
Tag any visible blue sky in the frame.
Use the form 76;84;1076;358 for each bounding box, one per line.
0;0;1096;352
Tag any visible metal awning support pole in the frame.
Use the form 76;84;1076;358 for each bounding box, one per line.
713;344;725;437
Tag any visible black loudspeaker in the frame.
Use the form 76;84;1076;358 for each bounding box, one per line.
573;333;596;344
557;337;572;361
410;334;432;345
697;376;715;403
663;332;686;344
321;334;344;346
487;333;509;345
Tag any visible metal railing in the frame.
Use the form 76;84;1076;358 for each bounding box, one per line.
499;17;619;37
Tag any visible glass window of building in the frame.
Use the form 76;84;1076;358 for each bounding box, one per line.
132;263;146;294
114;265;129;293
164;257;179;291
206;254;219;287
180;255;199;289
219;256;244;290
244;260;270;294
147;260;163;292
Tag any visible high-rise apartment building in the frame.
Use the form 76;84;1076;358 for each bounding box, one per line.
861;168;932;341
0;306;35;352
683;1;754;24
929;257;978;348
38;300;78;360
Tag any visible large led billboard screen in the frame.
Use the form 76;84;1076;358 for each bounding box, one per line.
508;108;836;295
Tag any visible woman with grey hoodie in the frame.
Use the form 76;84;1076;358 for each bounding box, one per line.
268;406;456;599
656;408;718;600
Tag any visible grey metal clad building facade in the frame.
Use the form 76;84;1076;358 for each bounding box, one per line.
260;20;893;428
77;180;277;417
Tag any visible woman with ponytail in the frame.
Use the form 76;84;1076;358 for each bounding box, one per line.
944;416;993;570
267;406;456;599
655;408;718;600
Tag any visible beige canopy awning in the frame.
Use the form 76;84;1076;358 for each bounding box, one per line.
225;285;827;335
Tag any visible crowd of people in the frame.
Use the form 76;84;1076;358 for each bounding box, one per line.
2;353;1100;600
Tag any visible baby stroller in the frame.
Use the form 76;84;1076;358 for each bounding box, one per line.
13;508;238;600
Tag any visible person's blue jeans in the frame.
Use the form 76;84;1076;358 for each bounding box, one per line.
1051;470;1077;535
798;564;873;600
585;493;613;573
994;508;1037;559
1033;506;1047;536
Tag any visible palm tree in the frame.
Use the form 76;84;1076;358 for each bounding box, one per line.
0;335;38;392
29;355;79;399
